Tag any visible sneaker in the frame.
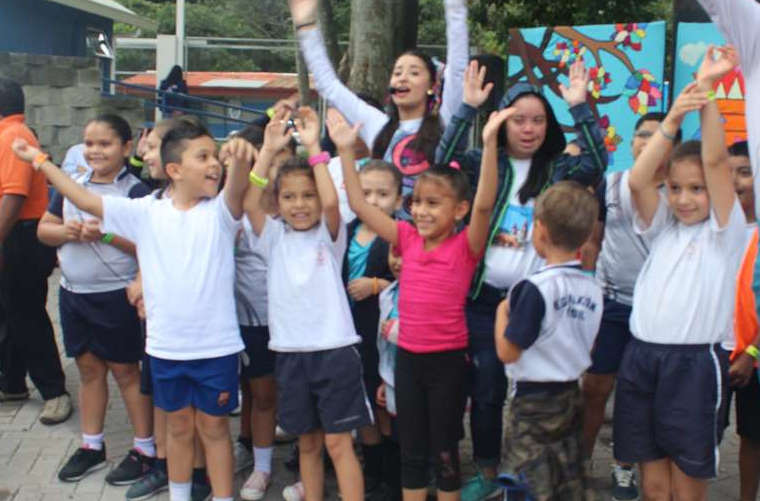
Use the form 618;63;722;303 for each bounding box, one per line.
125;466;169;500
0;389;29;402
282;480;305;501
39;393;73;425
191;479;212;501
611;464;639;501
275;425;297;443
234;440;254;473
105;449;153;485
240;470;271;500
58;446;107;482
461;472;501;501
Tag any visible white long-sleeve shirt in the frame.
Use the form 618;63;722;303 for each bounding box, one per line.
297;0;469;151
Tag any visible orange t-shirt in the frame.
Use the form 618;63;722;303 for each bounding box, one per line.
732;227;759;362
0;114;49;220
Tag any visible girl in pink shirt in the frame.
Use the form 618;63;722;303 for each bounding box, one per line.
327;62;509;501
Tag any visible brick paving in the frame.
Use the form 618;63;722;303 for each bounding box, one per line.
0;272;744;500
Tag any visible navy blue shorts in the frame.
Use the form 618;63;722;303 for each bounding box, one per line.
150;354;240;416
587;298;632;374
275;345;374;435
59;287;143;364
613;338;729;478
240;325;275;379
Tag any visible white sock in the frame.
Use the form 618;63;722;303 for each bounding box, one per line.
134;436;156;457
169;481;192;501
212;498;233;501
253;446;273;474
82;432;104;451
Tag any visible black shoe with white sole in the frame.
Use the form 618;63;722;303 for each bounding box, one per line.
58;446;107;482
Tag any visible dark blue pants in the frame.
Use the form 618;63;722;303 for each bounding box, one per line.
466;298;508;468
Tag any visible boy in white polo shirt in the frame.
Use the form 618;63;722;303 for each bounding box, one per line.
614;46;746;499
494;181;603;498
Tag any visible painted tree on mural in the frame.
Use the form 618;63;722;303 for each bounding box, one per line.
506;22;665;167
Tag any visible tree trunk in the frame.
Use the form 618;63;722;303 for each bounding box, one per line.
345;0;395;102
393;0;418;57
318;0;341;68
295;42;312;107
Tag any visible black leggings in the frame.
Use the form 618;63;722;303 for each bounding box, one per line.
395;347;468;491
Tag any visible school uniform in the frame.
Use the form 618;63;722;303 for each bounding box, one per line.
102;194;244;416
500;260;602;498
614;195;747;478
49;167;150;363
259;216;372;435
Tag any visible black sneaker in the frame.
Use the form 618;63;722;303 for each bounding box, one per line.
191;479;212;501
58;446;107;482
106;449;154;485
125;466;169;500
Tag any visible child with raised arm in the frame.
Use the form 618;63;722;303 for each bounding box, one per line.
288;0;468;219
327;94;506;500
244;106;370;501
493;181;603;499
12;120;253;501
614;46;746;500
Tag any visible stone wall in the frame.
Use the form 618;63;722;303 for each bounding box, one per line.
0;51;146;162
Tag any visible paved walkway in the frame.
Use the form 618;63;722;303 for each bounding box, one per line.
0;273;744;500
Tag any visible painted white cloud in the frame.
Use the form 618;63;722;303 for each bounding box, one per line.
679;42;709;67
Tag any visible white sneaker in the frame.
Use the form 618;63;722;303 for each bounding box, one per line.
240;470;270;500
275;425;297;443
282;480;305;501
233;440;254;473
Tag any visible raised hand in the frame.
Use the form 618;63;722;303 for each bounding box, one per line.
220;137;255;171
559;58;590;107
666;81;710;125
288;0;318;27
11;138;42;164
697;45;739;88
293;106;321;153
326;108;361;151
261;108;294;155
462;60;494;108
482;107;516;146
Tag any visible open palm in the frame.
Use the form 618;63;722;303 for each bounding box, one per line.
559;59;590;107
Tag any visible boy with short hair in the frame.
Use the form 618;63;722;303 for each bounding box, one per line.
494;180;603;498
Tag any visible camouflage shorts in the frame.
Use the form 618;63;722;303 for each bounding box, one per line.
501;384;585;500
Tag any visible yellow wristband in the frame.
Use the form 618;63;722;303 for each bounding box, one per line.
266;107;276;119
706;90;716;101
745;345;759;360
249;171;269;188
32;152;49;170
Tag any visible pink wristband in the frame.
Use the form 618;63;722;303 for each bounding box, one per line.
308;151;330;167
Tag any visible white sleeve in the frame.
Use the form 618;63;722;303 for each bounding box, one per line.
440;0;469;127
258;216;283;261
633;192;670;240
298;28;389;148
710;198;748;246
101;195;146;244
696;0;760;78
214;195;242;233
319;217;347;262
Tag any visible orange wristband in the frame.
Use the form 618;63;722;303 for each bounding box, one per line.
32;152;49;170
373;277;379;295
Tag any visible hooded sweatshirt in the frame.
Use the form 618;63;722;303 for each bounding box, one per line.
436;85;607;306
